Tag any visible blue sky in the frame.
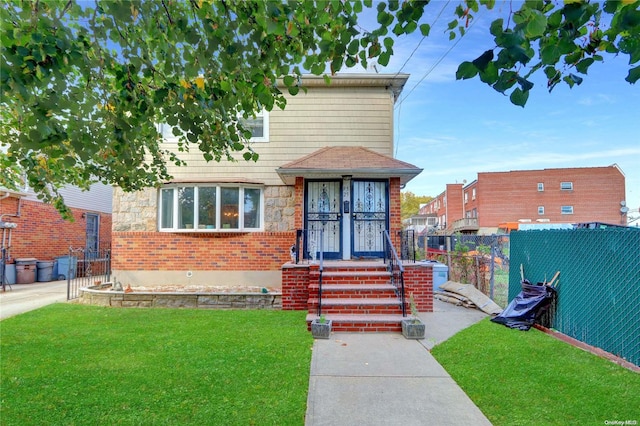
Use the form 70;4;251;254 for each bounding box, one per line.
350;1;639;222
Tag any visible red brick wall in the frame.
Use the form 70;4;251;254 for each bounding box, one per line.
464;182;479;217
111;231;295;271
477;166;626;227
281;264;311;310
404;264;434;312
445;184;464;228
389;177;401;231
0;197;112;260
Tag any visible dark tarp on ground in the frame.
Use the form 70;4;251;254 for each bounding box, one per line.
491;280;557;331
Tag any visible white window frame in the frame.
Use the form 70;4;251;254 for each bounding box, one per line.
538;206;545;215
158;184;264;232
472;188;476;200
561;205;574;215
156;123;183;142
464;192;468;203
537;183;544;192
560;182;573;190
239;109;270;143
156;109;270;144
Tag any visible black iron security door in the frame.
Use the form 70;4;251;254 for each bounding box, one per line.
304;181;342;259
352;180;388;258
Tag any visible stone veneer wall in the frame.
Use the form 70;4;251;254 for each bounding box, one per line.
80;285;282;309
112;185;295;232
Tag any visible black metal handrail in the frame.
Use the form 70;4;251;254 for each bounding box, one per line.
317;231;324;316
293;229;324;316
383;230;407;317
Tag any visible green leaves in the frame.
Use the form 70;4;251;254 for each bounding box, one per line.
2;0;638;214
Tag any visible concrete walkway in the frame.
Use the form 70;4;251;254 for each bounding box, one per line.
0;280;68;320
305;300;492;426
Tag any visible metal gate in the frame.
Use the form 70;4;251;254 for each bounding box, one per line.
66;246;111;300
304;181;342;259
352;180;388;258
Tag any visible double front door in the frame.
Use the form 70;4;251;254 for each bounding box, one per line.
304;179;388;260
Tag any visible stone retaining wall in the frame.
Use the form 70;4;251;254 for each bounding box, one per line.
80;284;282;310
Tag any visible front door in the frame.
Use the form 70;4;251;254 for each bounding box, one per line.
351;180;388;258
304;180;342;259
303;179;389;260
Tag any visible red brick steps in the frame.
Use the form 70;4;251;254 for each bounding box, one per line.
306;262;408;332
306;313;405;332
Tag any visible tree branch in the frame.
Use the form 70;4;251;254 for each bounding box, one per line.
161;0;174;25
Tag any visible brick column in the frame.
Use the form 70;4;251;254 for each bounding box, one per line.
403;263;433;313
281;263;310;311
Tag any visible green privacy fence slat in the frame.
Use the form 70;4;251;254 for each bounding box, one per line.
509;228;640;367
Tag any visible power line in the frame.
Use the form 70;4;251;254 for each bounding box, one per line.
394;0;450;78
395;8;483;110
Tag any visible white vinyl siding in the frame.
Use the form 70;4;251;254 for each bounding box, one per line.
160;86;395;185
23;182;113;213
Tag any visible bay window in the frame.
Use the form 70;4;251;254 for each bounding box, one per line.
159;184;262;231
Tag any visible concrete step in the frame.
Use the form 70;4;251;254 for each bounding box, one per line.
308;297;404;315
306;313;406;332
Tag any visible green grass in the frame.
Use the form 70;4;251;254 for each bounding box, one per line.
0;304;312;425
431;318;640;426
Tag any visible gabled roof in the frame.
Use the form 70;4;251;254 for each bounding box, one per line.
277;146;422;185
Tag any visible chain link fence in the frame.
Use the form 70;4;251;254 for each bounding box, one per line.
510;228;640;367
423;234;510;307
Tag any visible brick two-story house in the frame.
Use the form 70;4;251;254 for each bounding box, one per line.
111;74;425;297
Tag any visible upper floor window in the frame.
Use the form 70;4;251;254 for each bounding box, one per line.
560;182;573;190
464;192;468;203
472;188;476;200
561;205;574;215
239;110;269;142
156;109;270;143
538;206;545;215
537;183;544;191
159;184;263;231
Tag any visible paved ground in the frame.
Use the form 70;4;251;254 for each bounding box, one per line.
0;280;68;320
305;301;491;426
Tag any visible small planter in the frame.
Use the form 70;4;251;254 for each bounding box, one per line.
401;318;425;340
311;318;332;339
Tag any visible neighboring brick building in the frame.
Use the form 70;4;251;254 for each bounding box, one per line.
111;74;423;289
420;165;627;234
0;184;112;262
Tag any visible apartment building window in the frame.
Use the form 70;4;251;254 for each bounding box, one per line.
464;192;468;203
472;188;476;200
560;182;573;190
159;184;263;231
561;205;574;215
537;183;544;191
538;206;545;215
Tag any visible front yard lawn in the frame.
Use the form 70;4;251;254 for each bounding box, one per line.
0;304;312;425
431;318;640;425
